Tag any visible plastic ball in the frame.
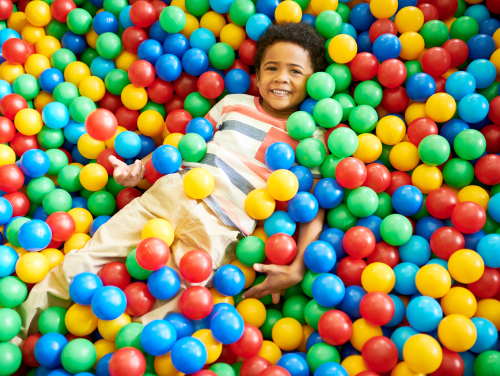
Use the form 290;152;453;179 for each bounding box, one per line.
403;334;442;374
91;286;127;321
16;252;50;283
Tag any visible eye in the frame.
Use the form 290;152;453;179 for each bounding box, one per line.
267;67;277;71
292;69;302;74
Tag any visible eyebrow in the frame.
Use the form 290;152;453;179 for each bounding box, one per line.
263;61;305;69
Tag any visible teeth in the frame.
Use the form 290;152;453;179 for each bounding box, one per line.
273;90;289;94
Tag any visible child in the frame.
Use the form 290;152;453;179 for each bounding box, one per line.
18;22;329;337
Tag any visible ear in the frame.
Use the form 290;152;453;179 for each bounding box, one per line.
255;69;260;88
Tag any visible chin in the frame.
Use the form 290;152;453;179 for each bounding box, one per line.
265;97;293;111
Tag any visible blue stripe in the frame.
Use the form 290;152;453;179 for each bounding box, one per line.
218;120;267;142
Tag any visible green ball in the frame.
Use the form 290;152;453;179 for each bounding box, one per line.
332;93;355;122
82;0;100;16
88;191;116;216
306;343;341;373
209;43;236;70
419;20;449;48
320;155;344;179
307;72;335;100
37;126;64;149
411;195;430;221
491;184;500;197
455;0;466;16
67;9;93;35
13;74;40;100
287;111;316;140
403;61;423;86
0;342;22;376
478;82;500;102
291;0;309;10
96;32;122;60
234;290;246;306
336;3;350;23
325;39;334;65
454;129;486;160
53;82;80;107
58;165;83;192
450;16;479;43
116;322;144;351
184;92;212;118
348;105;378;134
326;63;351;92
328;127;358;158
0;276;27;308
327;203;357;231
251;275;272;305
43;189;73;215
178;133;207;162
313;98;343;128
51;49;77;73
483;213;499;234
315;10;342;38
236;236;265;266
260;309;283;340
353;80;382;107
39;306;68;335
185;0;210;16
105;69;131;95
229;0;256;26
81;47;100;67
27;177;56;204
28;202;40;217
418;135;450;166
81;187;106;200
209;363;235;376
0;308;22;341
303;299;329;330
232;363;243;376
301;270;322;298
380;214;412;246
107;176;126;197
70;96;96;123
140;100;166;119
126;249;153;280
159;6;187;33
103;0;128;18
46;19;69;40
61;338;96;374
283;283;306;299
474;350;500;376
5;217;30;247
379;144;393;168
283;295;309;325
347;186;379;217
296;138;326;168
46;149;69;175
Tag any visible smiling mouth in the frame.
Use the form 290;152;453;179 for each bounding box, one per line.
271;89;291;95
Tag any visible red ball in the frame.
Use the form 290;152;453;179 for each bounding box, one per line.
385;171;412;196
361;336;398;373
0;0;13;20
10;133;38;157
193;371;218;376
21;333;42;367
260;366;290;376
336;157;367;189
318;310;353;346
124;282;156;316
426;187;458;219
2;38;31;64
130;1;156;28
4;191;30;217
224;59;251;75
239;39;257;66
360;292;395;326
377;59;406;88
421;47;452;77
165;94;185;114
116;188;142;209
0;117;16;143
357;372;380;376
0;94;28;120
147;78;174;104
97;148;124;175
344;226;376;258
50;0;76;22
489;97;500;125
350;53;379;81
432;0;458;19
418;3;440;22
442;39;469;68
467;267;500;299
407;117;438;146
59;148;73;164
240;356;271;376
98;91;122;114
369;19;397;43
381;86;409;113
116;107;139;131
430;227;464;260
198;71;225;99
487;0;500;13
217;345;237;364
47;239;63;249
179;249;213;283
180;286;214;320
481;124;500;154
430;348;464;376
136;237;170;271
144;159;165;185
367;241;400;268
128;60;156;88
121;26;148;54
435;76;446;93
247;74;260;97
362;163;391;193
173;72;199;98
166;109;192;134
265;233;297;265
451;201;487;234
151;0;167;21
85;108;118;141
0;164;24;193
230;324;263;358
46;212;76;242
109;348;146;376
99;262;131;290
475;154;500;186
336;256;367;287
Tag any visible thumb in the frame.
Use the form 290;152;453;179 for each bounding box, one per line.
108;155;120;168
253;263;273;273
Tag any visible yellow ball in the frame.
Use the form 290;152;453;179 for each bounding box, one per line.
237;298;267;327
211;288;234;305
493;28;500;50
405;102;426;124
272;318;304;351
352;133;382;163
200;11;226;38
340;355;369;375
122;84;148;110
475;299;500;330
267;170;299;201
391;362;425;376
138;110;165;136
78;133;106;159
370;0;397;19
403;334;443;374
311;0;338;14
164;133;184;148
448;249;484;284
458;185;489;210
257;340;282;365
245;189;276;220
64;233;91;254
16;252;49;283
79;76;106;102
34;91;54;111
94;339;117;368
80;164;108;192
115;50;139;72
441;286;477;318
155;352;185;376
180;13;199;39
171;0;188;12
376;116;406;145
105;126;126;148
86;28;99;50
443;17;456;32
25;53;51;78
395;7;424;33
40;248;64;269
22;25;46;45
64;61;91;87
193;329;222;364
329;34;357;64
142;218;175;246
220;23;246;51
183;168;215;199
68;208;94;234
275;1;302;24
350;318;383;351
0;144;16;167
0;62;25;84
253;227;269;244
415;264;451;298
231;259;256;289
437;314;477;352
98;313;131;341
389;142;420;171
425;93;456;123
25;1;52;26
411;164;443;194
361;262;395;293
7;12;30;34
399;32;425;60
15;108;43;136
65;303;98;336
297;325;315;353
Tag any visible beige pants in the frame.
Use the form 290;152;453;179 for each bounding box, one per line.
15;173;241;342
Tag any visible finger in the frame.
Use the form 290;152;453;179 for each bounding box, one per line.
242;285;262;299
272;292;280;305
128;160;143;178
253;263;273;274
108;155;119;168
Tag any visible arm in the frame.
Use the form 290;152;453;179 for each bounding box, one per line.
108;152;152;188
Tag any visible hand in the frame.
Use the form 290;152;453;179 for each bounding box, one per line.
109;155;145;188
242;263;304;304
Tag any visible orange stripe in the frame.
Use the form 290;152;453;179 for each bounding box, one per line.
221;104;288;131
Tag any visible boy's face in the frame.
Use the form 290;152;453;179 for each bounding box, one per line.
256;42;314;114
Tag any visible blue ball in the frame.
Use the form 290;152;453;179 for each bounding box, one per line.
148;266;181;300
192;318;209;331
0;79;12;100
399;235;430;266
114;131;142;158
89;0;105;7
467;34;496;60
0;197;13;226
209;0;235;13
277;353;310;376
213;265;245;296
42;102;70;129
299;98;317;116
256;0;279;21
464;4;490;23
311;273;345;307
406;296;443;332
246;14;272;41
170;337;207;374
20;149;50;178
468;116;491;131
207;66;225;78
459;351;476;376
95;353;112;376
415;216;444;242
0;245;18;278
313;178;344;209
477;234;500;268
406;73;436;102
189;28;216;54
90;286;127;320
306;331;325;351
93;11;119;35
392;185;423;216
479;18;500;36
340;23;357;40
119;5;134;29
466;59;497;89
338;285;366;320
182;48;209;76
301;14;316;28
265;211;296;238
319;228;346;259
38;69;63;94
138;39;164;65
61;31;87;55
186;117;214;143
164;313;194;339
63;120;86;144
72;197;88;210
0;29;20;47
386;294;406;327
207;302;234;325
225;69;251;94
393;262;419;295
156;54;182;82
390;326;419;360
397;0;417;10
350;4;376;31
163;33;190;59
458;93;489;123
90;57;116;81
34;333;68;368
440;119;470;146
489;194;500;223
141;320;177;356
356;31;373;53
265;142;295;171
137;134;157;159
290;166;314;192
210;309;244;344
89;216;111;237
304;241;336;273
373;34;401;61
149;21;170;44
314;363;348;376
356;215;382;243
288;192;319;223
445;71;476;100
470;317;498;353
33;206;49;221
18;219;52;252
69;272;104;305
152;145;182;174
340;342;360;359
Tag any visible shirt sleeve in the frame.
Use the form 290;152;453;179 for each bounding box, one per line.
204;97;226;132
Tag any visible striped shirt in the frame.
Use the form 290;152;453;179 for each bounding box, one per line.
182;94;326;236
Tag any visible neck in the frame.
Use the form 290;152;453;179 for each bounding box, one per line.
259;98;299;120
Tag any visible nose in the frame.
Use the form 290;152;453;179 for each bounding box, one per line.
274;68;290;83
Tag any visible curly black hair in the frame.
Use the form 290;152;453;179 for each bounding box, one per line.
254;22;328;73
